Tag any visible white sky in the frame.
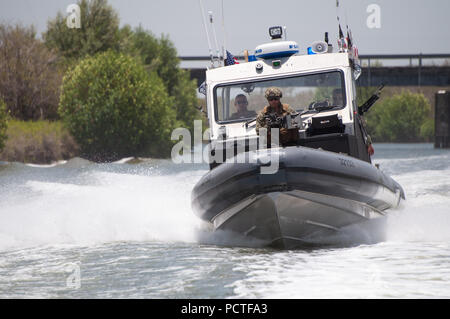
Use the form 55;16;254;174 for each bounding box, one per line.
1;0;449;62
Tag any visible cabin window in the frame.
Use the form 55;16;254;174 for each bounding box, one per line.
213;70;346;123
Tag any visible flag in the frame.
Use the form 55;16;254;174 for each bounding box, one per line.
338;24;344;40
225;50;239;66
353;46;359;58
198;81;206;95
347;29;353;50
338;24;347;50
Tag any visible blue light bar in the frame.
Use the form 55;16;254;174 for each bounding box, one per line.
307;47;316;55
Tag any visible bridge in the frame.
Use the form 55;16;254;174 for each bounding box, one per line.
181;54;450;87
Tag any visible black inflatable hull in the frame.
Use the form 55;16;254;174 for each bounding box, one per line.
191;146;405;249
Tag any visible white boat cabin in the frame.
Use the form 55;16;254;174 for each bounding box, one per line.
201;30;370;167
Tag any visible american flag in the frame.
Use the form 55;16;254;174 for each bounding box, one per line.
198;81;206;95
338;24;347;50
225;50;239;66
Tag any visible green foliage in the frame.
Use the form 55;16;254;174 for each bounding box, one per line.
314;87;334;102
356;86;376;106
121;27;179;93
420;117;434;142
0;99;8;151
59;51;177;161
45;0;201;134
364;91;433;142
172;69;202;132
120;26;201;132
44;0;120;63
0;24;62;120
0;119;79;163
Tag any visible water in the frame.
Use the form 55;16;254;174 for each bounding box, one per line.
0;144;449;298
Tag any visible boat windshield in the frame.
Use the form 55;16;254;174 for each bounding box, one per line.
214;70;346;123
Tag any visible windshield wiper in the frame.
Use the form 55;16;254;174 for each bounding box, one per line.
300;105;337;115
315;105;338;112
244;117;257;128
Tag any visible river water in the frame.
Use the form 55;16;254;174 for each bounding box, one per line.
0;143;449;298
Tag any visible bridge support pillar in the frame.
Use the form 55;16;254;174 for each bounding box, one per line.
435;90;450;148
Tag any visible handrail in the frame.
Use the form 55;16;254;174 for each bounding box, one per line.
179;53;450;61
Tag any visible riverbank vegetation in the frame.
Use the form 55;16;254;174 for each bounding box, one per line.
0;24;62;120
366;91;433;142
0;99;7;152
59;51;176;161
0;0;202;163
357;86;435;143
0;120;78;163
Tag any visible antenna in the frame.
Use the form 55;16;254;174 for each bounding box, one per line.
336;0;340;23
209;11;221;64
221;0;227;65
324;32;333;52
199;0;214;67
336;0;348;52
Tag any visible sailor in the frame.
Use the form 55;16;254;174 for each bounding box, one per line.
256;87;296;144
229;94;257;120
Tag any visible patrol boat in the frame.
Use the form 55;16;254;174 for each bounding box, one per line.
191;26;405;248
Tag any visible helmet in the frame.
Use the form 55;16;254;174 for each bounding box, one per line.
265;87;283;99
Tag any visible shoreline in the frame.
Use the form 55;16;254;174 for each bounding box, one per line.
0;120;79;165
1;142;441;166
0;120;440;166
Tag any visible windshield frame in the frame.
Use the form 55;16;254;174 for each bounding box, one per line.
212;69;347;124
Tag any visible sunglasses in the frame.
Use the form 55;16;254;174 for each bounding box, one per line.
268;97;280;101
236;100;248;105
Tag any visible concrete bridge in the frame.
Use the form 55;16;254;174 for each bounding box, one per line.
182;54;450;87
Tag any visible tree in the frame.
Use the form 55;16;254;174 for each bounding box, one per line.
0;99;7;151
0;24;62;120
121;26;201;132
419;117;434;142
365;91;432;142
122;27;179;93
171;69;202;132
45;1;201;131
59;51;177;161
44;0;120;63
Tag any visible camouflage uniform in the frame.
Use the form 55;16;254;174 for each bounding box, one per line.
255;87;295;134
255;104;295;134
